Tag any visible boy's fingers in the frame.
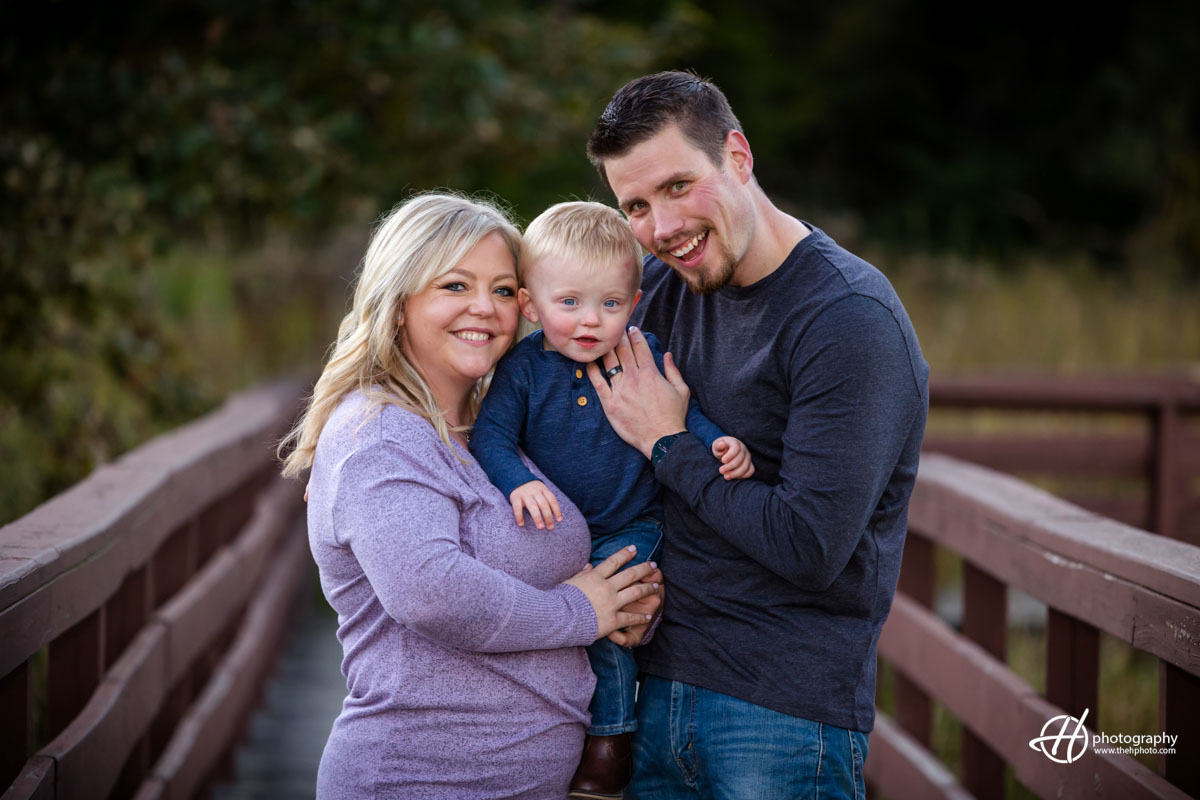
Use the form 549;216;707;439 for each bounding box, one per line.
537;496;555;530
513;502;526;527
548;493;563;522
527;501;546;530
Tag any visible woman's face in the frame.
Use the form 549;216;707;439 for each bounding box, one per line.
400;232;519;413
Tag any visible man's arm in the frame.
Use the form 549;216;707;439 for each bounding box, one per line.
590;298;926;592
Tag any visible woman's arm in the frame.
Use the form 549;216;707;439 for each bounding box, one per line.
334;441;656;652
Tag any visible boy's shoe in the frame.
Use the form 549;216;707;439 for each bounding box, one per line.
568;732;633;799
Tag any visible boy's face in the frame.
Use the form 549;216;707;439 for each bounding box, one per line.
518;256;641;364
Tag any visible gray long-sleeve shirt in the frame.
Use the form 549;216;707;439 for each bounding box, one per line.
631;224;929;732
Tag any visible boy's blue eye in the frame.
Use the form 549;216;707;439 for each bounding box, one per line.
603;299;619;308
563;298;577;307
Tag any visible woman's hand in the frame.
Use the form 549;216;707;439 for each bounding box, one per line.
565;545;661;639
607;578;665;647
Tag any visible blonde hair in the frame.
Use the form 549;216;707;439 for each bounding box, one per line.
520;201;643;291
279;192;520;477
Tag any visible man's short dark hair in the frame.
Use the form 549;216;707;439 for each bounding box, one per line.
587;71;743;183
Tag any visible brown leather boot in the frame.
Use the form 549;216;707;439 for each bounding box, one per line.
568;732;633;799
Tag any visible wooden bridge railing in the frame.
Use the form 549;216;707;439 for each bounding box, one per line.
867;453;1200;799
923;374;1200;545
0;379;308;800
4;372;1198;799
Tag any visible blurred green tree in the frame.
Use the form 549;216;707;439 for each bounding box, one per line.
0;0;701;522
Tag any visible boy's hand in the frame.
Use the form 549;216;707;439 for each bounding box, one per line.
509;480;563;530
712;436;755;480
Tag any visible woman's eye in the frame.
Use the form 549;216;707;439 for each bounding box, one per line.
443;281;466;291
494;286;516;297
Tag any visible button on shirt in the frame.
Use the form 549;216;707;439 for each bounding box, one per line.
471;330;724;537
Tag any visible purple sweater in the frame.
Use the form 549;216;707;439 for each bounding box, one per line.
307;393;598;799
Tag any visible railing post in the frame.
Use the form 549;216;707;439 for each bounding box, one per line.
894;533;934;745
0;660;31;789
1045;609;1098;720
1151;402;1183;543
961;561;1006;800
1160;660;1200;795
47;608;104;740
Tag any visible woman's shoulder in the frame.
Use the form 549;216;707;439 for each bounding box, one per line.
323;391;448;459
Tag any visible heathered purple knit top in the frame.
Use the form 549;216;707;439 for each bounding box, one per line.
307;392;598;799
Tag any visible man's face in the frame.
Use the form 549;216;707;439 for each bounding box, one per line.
604;124;754;295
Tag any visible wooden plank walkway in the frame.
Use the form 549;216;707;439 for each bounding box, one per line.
210;564;344;800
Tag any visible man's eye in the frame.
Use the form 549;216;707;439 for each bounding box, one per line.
627;202;646;214
671;181;687;193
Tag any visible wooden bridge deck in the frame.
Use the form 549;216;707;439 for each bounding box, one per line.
210;562;343;800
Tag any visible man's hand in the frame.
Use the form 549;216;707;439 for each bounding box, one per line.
586;327;690;459
712;436;755;480
509;480;563;530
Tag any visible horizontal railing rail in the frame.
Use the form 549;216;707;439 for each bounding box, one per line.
867;453;1200;799
925;374;1200;544
0;378;309;800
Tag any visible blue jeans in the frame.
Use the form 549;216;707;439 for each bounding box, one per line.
627;676;869;800
585;516;664;735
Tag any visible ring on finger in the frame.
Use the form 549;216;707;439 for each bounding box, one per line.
605;365;623;378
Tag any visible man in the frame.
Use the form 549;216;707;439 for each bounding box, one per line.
578;71;929;799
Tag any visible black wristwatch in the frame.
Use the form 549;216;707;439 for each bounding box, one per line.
651;431;688;467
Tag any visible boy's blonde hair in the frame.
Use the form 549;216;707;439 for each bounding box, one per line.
520;201;643;290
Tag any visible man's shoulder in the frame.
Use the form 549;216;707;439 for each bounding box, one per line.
641;254;682;294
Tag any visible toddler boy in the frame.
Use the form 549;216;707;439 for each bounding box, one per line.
470;201;753;799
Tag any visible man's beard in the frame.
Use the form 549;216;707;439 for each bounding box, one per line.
678;242;738;296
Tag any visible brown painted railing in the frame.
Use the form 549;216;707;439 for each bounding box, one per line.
4;373;1198;799
867;453;1200;799
924;374;1200;545
0;379;308;800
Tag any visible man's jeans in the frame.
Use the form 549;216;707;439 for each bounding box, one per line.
585;516;664;735
627;676;869;800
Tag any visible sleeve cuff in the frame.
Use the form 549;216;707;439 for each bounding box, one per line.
481;582;598;651
653;432;715;506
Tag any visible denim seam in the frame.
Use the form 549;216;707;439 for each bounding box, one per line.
588;721;639;735
815;721;826;800
850;729;863;800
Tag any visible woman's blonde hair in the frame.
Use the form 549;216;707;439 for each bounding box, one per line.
279;192;520;477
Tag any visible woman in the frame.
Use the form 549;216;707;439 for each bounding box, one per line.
279;193;661;798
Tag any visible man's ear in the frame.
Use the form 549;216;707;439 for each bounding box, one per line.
725;130;754;184
518;287;539;323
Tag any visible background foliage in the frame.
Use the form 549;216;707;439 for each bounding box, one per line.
3;0;1198;523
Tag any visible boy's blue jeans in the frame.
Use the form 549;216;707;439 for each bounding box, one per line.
627;676;869;799
585;516;664;735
